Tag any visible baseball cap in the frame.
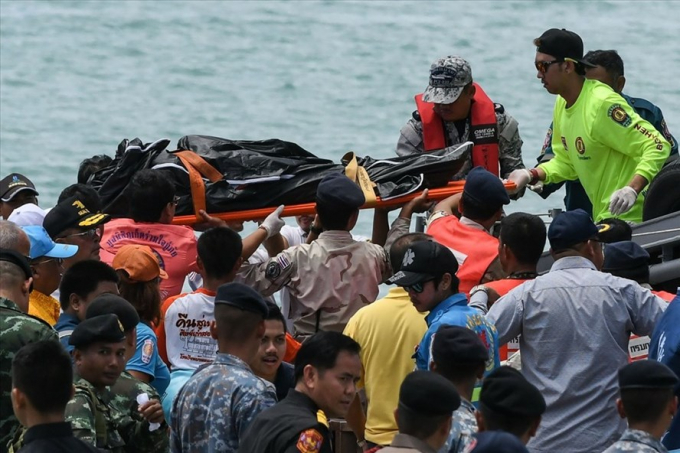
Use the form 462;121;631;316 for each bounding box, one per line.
548;209;602;251
422;56;473;104
22;225;79;260
464;167;510;207
388;241;458;287
112;244;168;282
0;173;39;202
43;196;110;238
533;28;596;68
7;203;46;227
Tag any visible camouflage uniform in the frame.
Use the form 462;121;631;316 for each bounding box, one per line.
602;429;668;453
0;296;58;452
110;371;169;453
441;398;477;453
237;231;390;337
64;376;127;452
170;353;276;453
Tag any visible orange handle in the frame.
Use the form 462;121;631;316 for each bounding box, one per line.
171;181;517;226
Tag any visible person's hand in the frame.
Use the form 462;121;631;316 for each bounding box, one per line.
406;189;433;214
138;399;164;425
506;169;532;194
193;209;228;231
609;186;638;215
527;180;544;194
260;205;285;238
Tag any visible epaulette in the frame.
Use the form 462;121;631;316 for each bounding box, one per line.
494;103;505;114
412;110;421;121
316;409;329;428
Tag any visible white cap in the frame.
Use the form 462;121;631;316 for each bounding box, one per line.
7;203;46;227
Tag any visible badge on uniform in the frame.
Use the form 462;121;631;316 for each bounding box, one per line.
608;104;632;127
141;339;154;364
296;429;323;453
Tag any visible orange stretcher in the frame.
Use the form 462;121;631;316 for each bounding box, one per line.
172;180;517;226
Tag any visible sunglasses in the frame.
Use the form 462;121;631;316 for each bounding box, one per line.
32;257;64;267
405;279;434;294
57;228;100;241
535;59;563;74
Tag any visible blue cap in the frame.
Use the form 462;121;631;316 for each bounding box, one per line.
316;173;365;209
602;241;650;271
22;225;78;260
467;432;529;453
464;167;510;207
215;282;268;317
548;209;600;251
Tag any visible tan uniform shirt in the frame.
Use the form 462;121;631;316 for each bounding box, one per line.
238;230;390;336
381;433;440;453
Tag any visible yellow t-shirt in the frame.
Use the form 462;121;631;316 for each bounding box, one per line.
28;290;60;326
343;287;427;446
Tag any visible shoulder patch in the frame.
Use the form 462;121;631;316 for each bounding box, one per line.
494;103;504;114
296;429;324;453
141;339;154;364
608;103;632;127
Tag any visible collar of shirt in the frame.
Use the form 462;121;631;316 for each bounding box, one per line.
618;429;666;451
23;422;73;445
460;216;487;232
73;376;113;403
550;255;597;272
214;352;252;371
317;230;353;242
426;293;468;325
459;398;476;415
0;296;20;312
55;312;79;329
389;433;439;453
284;389;321;413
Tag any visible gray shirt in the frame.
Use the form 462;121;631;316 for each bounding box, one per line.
486;256;667;453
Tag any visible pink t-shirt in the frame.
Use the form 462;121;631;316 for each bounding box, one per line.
100;218;198;299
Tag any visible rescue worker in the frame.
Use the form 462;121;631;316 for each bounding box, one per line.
509;29;671;223
380;371;461;453
426;167;510;295
238;331;362;453
603;361;678;453
430;325;488;453
396;56;526;181
238;173;390;338
170;283;276;453
388;240;499;372
0;173;39;220
536;49;678;215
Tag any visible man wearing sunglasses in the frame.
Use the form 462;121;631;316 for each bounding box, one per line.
387;240;499;375
0;173;39;221
507;29;671;223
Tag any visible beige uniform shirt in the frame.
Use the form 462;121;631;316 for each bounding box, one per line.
381;433;439;453
238;230;390;336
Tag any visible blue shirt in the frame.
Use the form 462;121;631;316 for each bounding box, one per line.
127;322;171;396
415;292;500;373
54;312;79;353
649;289;680;450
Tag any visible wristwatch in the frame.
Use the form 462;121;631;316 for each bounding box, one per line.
310;225;323;235
357;439;367;449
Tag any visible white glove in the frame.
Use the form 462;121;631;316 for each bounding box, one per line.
609;186;638;215
507;169;532;194
260;205;285;238
136;393;161;431
528;180;544;194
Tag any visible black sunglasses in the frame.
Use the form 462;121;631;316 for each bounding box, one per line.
535;59;563;74
405;279;434;294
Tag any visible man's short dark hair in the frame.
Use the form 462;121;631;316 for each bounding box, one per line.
294;331;361;382
597;218;632;243
621;388;675;424
264;301;287;334
500;213;546;265
479;402;539;438
12;340;73;413
214;304;264;344
396;407;450;439
59;260;119;310
78;155;112;185
197;227;242;280
584;50;625;80
57;183;103;213
315;202;356;231
389;233;431;272
128;170;175;222
461;192;502;221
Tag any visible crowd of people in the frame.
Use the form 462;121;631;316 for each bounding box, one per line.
0;27;678;453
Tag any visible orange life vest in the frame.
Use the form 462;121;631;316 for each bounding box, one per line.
484;278;529;361
427;216;499;296
652;290;675;302
628;292;673;362
415;82;500;176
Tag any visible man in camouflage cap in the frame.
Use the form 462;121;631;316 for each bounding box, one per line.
397;56;526;181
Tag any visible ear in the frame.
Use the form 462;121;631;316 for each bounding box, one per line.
616;398;627;419
468;84;476;97
69;293;81;312
440;416;453;436
347;210;360;230
303;364;317;389
458;197;465;216
196;256;205;272
439;273;452;292
670;396;678;417
476;363;486;380
430;361;438;373
73;348;83;366
11;387;26;410
475;410;486;431
21;277;32;296
616;75;626;93
256;320;266;338
230;256;244;274
209;320;218;340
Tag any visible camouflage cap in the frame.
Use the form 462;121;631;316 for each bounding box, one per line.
422;56;473;104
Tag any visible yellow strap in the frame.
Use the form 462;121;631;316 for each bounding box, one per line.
342;152;378;208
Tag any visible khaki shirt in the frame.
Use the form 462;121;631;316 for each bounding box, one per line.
381;433;440;453
238;230;390;336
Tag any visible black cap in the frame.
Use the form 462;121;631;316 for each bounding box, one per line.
548;209;601;251
432;325;488;365
388;241;458;286
0;248;32;280
69;314;126;348
43;196;110;238
86;294;140;332
480;366;546;417
215;282;269;317
467;432;529;453
399;370;461;416
618;360;679;390
316;173;365;209
603;241;650;271
0;173;38;202
533;28;596;68
464;167;510;207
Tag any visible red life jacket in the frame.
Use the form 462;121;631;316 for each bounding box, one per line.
415;82;500;176
652;290;675;302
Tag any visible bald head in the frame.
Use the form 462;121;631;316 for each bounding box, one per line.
0;220;30;256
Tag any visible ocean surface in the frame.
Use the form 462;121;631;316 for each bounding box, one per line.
2;0;679;239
